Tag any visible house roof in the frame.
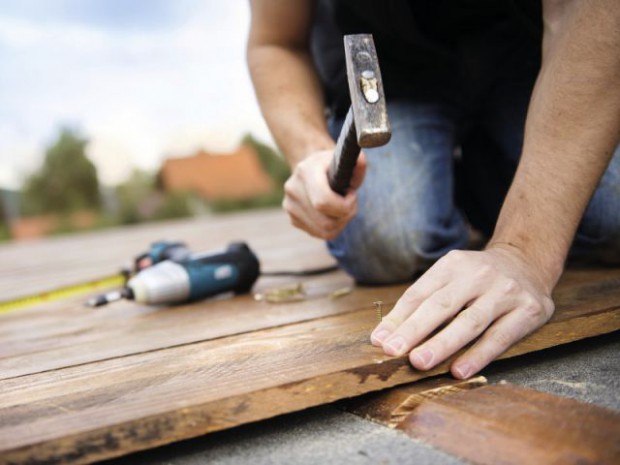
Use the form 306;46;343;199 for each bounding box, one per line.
160;145;275;200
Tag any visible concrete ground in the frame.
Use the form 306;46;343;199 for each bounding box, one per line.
104;331;619;465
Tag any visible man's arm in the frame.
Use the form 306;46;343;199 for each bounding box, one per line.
371;0;620;378
247;0;331;165
247;0;366;240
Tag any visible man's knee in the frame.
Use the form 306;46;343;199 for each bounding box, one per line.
328;217;468;285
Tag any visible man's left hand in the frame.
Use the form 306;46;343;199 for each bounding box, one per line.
370;246;555;379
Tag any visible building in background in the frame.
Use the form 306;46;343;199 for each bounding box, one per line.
159;144;274;201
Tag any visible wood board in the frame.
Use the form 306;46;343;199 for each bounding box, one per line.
344;376;489;428
398;383;620;464
0;211;619;464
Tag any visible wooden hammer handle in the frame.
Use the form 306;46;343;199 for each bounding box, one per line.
327;108;361;196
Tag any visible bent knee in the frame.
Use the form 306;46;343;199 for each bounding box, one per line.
328;228;466;285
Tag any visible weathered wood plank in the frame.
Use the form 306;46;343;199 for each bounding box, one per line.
344;376;488;428
398;383;620;464
0;274;405;379
1;210;619;465
0;209;333;301
0;300;618;464
1;266;617;380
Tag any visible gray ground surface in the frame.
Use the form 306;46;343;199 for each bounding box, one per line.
105;331;619;465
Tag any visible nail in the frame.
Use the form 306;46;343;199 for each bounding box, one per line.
384;335;405;355
412;349;434;368
373;300;383;322
454;362;473;379
371;329;391;345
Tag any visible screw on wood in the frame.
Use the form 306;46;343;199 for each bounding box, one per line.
373;300;383;322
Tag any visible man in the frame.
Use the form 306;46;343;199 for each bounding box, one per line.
247;0;620;379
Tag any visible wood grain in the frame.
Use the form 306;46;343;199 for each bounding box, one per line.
1;296;618;464
344;376;488;428
398;383;620;465
1;210;619;465
0;209;333;301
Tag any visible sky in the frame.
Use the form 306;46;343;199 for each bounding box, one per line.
0;0;273;188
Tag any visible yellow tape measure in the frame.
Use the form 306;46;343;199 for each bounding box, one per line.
0;273;126;314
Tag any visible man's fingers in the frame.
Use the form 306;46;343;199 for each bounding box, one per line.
408;287;516;370
284;192;353;240
308;189;355;218
370;256;458;346
380;281;487;356
284;150;359;237
370;274;448;346
450;305;548;379
348;151;367;191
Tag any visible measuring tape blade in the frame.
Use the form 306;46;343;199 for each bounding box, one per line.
0;273;126;314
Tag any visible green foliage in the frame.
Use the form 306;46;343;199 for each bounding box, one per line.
21;128;101;215
115;169;155;225
242;134;290;185
0;193;8;240
0;224;10;242
209;191;284;214
152;191;194;221
114;169;195;224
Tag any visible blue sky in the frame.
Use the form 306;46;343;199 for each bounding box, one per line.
0;0;271;188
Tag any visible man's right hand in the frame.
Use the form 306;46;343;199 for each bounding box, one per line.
282;150;367;240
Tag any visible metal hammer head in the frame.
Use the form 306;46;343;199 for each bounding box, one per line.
343;34;391;147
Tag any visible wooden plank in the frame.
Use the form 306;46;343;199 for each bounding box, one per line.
398;383;620;465
0;209;333;301
344;376;488;428
1;266;618;380
0;274;405;379
0;297;618;464
1;210;619;464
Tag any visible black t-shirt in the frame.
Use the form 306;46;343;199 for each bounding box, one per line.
311;0;542;118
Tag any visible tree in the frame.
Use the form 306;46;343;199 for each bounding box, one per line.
114;169;154;224
242;134;290;185
21;129;101;215
115;169;194;224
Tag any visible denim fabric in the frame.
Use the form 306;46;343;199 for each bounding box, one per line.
326;101;620;284
327;102;468;284
573;147;620;264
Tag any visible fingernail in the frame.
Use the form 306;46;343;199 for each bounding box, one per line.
412;349;434;368
454;362;473;379
384;335;406;355
371;329;391;345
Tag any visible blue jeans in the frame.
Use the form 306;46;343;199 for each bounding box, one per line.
327;100;620;284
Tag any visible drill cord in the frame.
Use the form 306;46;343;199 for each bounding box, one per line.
260;265;339;277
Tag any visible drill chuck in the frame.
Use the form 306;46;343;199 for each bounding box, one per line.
128;261;190;304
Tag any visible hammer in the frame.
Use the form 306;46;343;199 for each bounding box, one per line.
327;34;391;196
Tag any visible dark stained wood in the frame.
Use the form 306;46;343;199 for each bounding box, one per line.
344;376;488;428
398;383;620;465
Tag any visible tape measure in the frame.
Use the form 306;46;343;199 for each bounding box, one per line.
0;273;126;315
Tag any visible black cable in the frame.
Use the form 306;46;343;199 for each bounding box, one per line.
260;265;340;277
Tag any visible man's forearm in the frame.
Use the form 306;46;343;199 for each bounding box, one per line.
489;0;620;289
247;44;334;167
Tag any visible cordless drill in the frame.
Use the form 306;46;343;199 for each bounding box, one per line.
87;242;260;307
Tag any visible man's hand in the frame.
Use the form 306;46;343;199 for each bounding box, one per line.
370;245;555;379
283;150;366;240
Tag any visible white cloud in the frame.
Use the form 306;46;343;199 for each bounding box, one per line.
0;2;273;188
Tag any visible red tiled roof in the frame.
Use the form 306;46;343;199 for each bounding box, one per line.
160;145;274;200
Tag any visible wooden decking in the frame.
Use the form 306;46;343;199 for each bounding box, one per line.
1;209;619;465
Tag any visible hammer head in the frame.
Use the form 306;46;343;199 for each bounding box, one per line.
344;34;391;147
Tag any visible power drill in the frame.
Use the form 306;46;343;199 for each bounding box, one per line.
87;242;260;307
